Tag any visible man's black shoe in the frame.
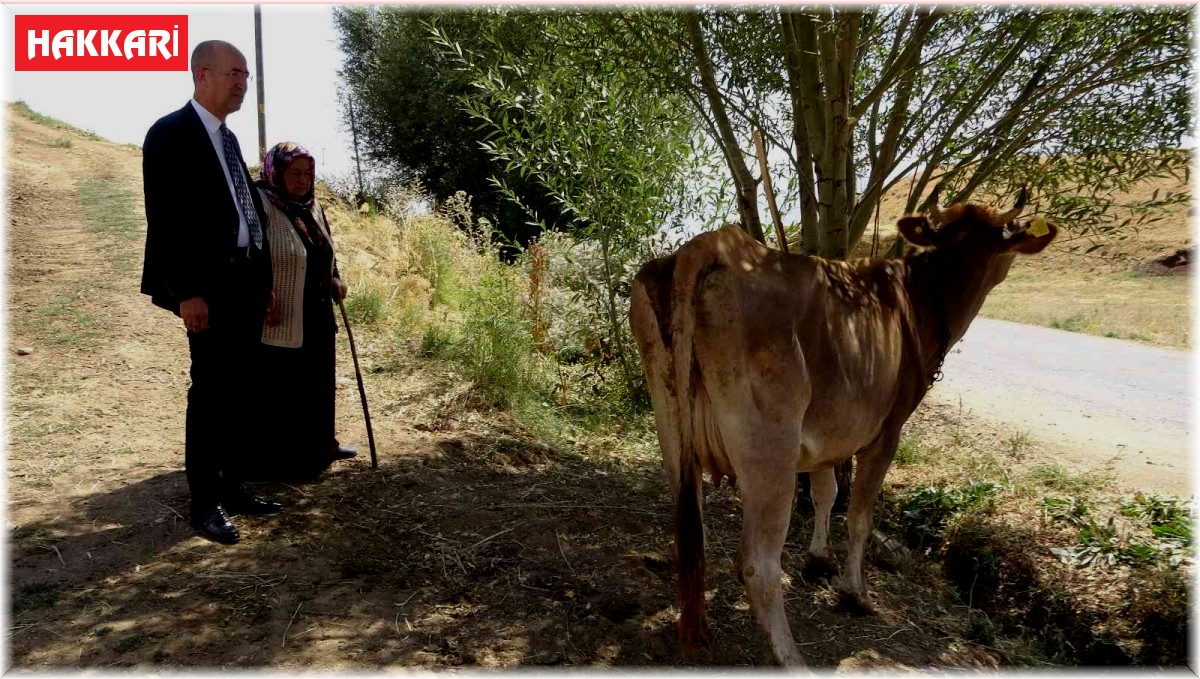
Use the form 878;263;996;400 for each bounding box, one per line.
223;488;284;516
191;505;240;545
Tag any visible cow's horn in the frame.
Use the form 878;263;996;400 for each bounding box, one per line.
997;186;1029;223
920;182;945;224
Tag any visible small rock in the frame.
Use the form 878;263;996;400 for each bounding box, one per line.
15;347;33;356
870;528;913;573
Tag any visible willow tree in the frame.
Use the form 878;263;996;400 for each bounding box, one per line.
590;6;1191;258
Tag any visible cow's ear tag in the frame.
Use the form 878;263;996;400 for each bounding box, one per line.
914;226;923;234
1027;216;1049;238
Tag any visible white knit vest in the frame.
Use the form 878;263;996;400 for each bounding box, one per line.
259;189;334;348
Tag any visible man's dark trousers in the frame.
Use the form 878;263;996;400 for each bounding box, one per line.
185;247;269;517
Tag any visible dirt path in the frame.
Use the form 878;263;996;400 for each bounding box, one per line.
933;318;1191;496
7;108;1014;670
7;114;186;513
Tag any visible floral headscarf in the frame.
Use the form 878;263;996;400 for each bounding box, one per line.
261;141;315;209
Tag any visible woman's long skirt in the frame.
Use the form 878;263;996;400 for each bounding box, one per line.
243;296;337;481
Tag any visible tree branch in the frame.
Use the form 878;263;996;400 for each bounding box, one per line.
906;13;1047;210
684;9;764;241
851;9;937;120
849;10;938;243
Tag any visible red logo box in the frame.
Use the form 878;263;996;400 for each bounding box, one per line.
15;15;189;71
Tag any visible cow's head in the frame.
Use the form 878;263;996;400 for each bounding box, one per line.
896;185;1058;288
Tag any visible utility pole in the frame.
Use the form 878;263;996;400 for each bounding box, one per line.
254;4;266;164
347;93;365;198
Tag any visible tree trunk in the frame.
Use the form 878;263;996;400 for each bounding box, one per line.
780;11;823;255
817;11;858;260
599;228;637;394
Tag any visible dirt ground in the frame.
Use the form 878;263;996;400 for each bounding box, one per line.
0;109;1121;669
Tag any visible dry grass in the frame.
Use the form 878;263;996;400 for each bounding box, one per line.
981;264;1190;347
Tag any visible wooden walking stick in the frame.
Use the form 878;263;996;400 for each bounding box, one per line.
338;299;378;469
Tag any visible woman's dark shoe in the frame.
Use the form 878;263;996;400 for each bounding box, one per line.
191;505;240;544
330;443;358;461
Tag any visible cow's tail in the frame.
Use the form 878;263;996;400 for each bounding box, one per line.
670;237;716;649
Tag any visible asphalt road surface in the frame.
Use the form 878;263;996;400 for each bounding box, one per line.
930;318;1192;497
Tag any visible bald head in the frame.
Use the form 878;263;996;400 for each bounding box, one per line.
190;40;249;121
191;40;243;81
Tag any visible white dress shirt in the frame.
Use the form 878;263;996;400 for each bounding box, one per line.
191;99;250;247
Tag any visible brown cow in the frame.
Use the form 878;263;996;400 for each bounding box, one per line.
629;191;1057;666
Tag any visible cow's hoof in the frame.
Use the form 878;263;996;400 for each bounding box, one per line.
801;555;838;582
774;648;808;668
836;590;876;616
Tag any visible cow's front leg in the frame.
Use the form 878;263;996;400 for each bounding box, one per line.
838;428;901;615
802;465;838;581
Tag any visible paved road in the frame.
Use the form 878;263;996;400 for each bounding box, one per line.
929;318;1192;496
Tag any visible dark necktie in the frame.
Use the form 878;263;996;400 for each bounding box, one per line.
218;123;263;249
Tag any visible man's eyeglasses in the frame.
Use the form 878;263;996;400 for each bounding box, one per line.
201;66;253;82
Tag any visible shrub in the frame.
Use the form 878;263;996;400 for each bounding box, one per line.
942;513;1133;665
405;213;465;308
344;286;385;325
1040;496;1090;525
1122;493;1192;546
419;324;454;358
900;480;998;549
526;230;649;412
454;260;546;408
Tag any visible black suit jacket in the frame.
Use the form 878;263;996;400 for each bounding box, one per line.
140;102;271;314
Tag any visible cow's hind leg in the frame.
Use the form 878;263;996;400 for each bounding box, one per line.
738;467;805;667
838;428;901;615
802;465;838;581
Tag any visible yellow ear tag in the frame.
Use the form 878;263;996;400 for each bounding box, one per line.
914;226;923;234
1028;216;1049;238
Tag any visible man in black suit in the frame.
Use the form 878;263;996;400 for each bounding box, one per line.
141;40;282;544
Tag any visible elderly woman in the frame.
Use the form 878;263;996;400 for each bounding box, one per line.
245;141;357;480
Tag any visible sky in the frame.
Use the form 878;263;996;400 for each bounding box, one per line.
2;4;359;181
